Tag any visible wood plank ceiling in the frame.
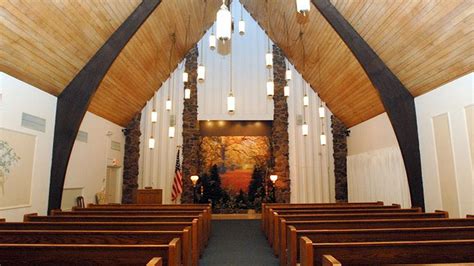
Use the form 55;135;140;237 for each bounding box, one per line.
1;0;472;127
242;0;474;127
1;0;221;126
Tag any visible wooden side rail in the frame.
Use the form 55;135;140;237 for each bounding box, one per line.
272;211;448;255
0;220;200;265
299;237;474;266
0;239;181;266
147;257;163;266
286;226;474;266
321;255;341;266
0;229;193;266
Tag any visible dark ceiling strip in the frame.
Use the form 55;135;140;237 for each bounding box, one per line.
48;0;162;213
312;0;425;209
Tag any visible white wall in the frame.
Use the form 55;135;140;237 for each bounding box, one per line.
0;72;125;221
347;73;474;217
416;72;473;217
0;72;56;222
64;112;125;206
347;113;411;207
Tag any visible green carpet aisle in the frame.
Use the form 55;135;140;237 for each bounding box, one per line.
199;220;279;266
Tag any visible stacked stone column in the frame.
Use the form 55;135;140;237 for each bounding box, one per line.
271;45;290;203
181;45;201;203
331;115;348;202
122;113;141;203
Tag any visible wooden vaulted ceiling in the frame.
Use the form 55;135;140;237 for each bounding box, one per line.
1;0;221;126
1;0;473;127
242;0;474;126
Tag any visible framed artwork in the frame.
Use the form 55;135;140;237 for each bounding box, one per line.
0;128;36;210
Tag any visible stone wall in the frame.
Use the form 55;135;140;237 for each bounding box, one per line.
122;112;141;203
271;45;290;203
331;115;348;202
181;45;201;203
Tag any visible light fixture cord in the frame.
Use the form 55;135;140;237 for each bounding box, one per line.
230;42;233;94
240;2;243;20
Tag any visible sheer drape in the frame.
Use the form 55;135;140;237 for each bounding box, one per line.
347;146;411;207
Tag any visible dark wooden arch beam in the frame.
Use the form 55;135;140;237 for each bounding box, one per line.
312;0;425;209
48;0;162;213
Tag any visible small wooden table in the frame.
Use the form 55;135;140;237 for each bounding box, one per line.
135;188;162;204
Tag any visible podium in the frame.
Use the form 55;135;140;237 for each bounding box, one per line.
135;188;163;204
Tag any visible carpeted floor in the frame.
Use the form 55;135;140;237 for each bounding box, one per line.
199;220;279;266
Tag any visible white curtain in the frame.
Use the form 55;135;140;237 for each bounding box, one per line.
139;63;185;204
347;146;411;207
287;63;335;203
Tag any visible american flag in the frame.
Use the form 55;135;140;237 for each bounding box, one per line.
171;149;183;202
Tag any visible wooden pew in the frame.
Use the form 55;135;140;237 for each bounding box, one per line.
280;216;474;264
262;202;386;235
53;209;210;245
287;226;474;266
148;257;163;266
265;204;400;241
268;206;418;244
0;219;5;222
299;237;474;266
0;220;200;265
272;211;448;254
0;229;193;266
24;213;206;256
0;240;181;266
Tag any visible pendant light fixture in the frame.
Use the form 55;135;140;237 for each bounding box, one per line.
198;39;206;82
239;3;245;36
303;94;309;107
266;78;274;97
182;72;188;83
209;25;216;50
168;125;176;138
265;37;273;69
284;85;290;97
302;122;309;136
151;95;158;122
285;68;292;81
148;137;155;149
319;102;325;118
216;0;232;42
320;132;327;146
166;75;172;111
228;45;235;113
184;88;191;99
296;0;311;15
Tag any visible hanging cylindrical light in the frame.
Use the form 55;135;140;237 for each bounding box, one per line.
319;104;325;118
168;126;175;138
303;94;309;107
284;85;290;97
197;64;205;82
265;52;273;69
239;19;246;36
320;133;327;145
216;0;232;42
148;137;155;149
151;110;158;123
302;122;309;136
184;88;191;99
227;92;235;113
285;69;292;81
209;33;216;50
166;99;172;111
296;0;311;15
182;72;188;83
266;80;274;97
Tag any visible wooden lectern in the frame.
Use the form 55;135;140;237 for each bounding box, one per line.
135;187;162;204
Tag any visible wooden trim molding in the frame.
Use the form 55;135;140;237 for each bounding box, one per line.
312;0;425;209
48;0;162;213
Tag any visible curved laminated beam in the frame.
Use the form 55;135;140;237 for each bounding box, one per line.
312;0;425;209
48;0;162;213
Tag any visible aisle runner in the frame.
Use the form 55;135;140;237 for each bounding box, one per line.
200;220;279;266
